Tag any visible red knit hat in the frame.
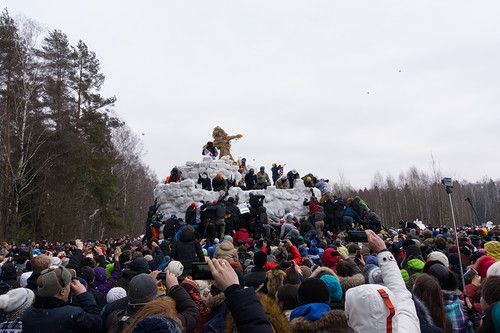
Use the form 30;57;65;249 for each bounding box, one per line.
322;248;340;268
474;255;498;278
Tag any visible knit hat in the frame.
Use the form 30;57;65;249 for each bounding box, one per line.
128;273;158;304
485;241;500;260
0;288;35;320
144;254;153;262
223;235;233;243
448;253;460;266
50;257;61;266
487;261;500;277
345;284;399;332
106;287;127;303
422;230;433;239
365;255;379;266
297;278;330;305
320;275;343;302
427;251;449;267
78;266;95;285
308;245;319;255
322;248;340;268
165;260;184;277
130;315;183;333
253;251;267;267
426;263;451;289
475;256;498;279
37;266;72;297
298;246;308;257
130;258;151;274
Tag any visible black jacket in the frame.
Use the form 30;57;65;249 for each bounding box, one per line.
171;228;205;275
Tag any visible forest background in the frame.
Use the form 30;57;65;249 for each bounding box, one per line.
1;10;498;243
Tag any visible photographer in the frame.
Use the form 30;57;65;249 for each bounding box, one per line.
22;266;102;333
345;230;420;332
207;258;273;333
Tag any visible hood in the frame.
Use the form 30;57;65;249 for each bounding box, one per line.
345;284;399;333
258;206;267;213
310;266;338;279
180;227;196;242
337;273;365;295
93;267;107;284
291;306;351;333
219;240;235;251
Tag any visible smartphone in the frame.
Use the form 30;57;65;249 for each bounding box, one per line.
156;272;166;280
191;262;213;280
347;231;368;243
355;250;361;259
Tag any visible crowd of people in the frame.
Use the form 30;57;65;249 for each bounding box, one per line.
1;180;500;332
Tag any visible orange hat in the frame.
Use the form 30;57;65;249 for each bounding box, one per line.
216;173;223;181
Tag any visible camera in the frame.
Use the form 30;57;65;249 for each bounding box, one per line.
463;268;477;282
347;231;368;243
156;272;166;280
441;177;453;187
69;240;76;246
191;262;213;280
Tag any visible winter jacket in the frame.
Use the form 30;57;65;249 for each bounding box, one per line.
168;285;202;332
346;250;420;333
94;260;121;295
22;292;101;333
290;303;354;333
342;207;360;221
213;240;239;263
275;177;289;189
224;285;274;333
442;289;474;333
245;173;257;190
148;246;165;271
171;228;205;275
256;171;271;186
244;266;267;289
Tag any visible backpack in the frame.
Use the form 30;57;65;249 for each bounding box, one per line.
203;302;227;333
107;309;133;333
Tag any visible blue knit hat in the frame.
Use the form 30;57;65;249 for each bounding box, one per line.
298;246;308;257
308;245;319;255
365;255;379;267
320;275;343;302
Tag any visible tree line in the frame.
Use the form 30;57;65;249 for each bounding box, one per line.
0;9;156;243
335;166;500;230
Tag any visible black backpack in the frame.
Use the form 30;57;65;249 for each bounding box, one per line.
107;308;133;333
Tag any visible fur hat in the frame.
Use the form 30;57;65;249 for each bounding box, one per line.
485;241;500;260
320;275;343;302
297;278;330;305
427;251;449;267
475;255;498;279
128;273;158;304
37;266;72;297
0;288;35;320
106;287;127;303
345;284;398;332
253;251;267;267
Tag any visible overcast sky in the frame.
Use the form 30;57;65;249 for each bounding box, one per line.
5;1;500;189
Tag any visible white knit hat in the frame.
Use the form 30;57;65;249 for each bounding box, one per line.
0;288;35;320
486;261;500;277
106;287;127;303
